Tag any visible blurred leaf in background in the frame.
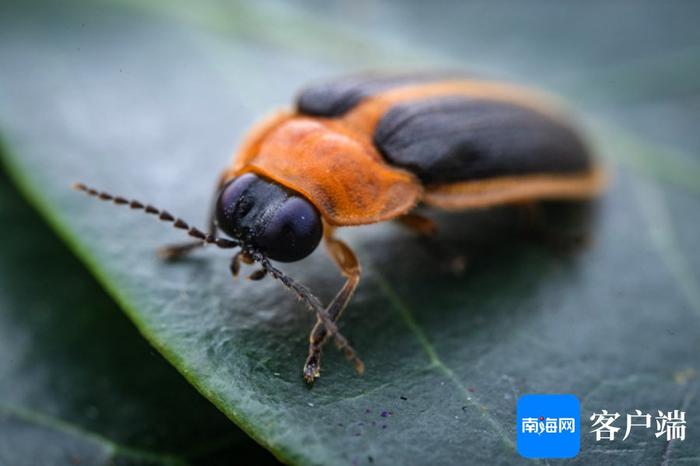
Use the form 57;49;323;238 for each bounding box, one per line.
0;1;699;465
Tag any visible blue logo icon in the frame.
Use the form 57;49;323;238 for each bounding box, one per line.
517;394;580;459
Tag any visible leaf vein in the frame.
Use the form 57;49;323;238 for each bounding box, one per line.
373;270;516;451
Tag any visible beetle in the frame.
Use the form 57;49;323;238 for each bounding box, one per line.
75;72;606;383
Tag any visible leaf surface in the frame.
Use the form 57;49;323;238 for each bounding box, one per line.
0;171;279;465
1;1;699;465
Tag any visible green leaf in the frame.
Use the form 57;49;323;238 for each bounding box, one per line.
0;406;182;466
1;1;699;465
0;172;279;465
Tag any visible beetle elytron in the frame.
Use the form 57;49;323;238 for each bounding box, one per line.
75;73;605;383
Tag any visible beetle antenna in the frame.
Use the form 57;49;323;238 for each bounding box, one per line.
72;182;238;250
74;182;362;374
253;251;363;370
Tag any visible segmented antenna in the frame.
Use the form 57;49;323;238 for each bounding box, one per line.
72;183;238;249
254;251;364;374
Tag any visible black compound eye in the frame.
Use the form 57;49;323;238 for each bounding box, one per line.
257;197;323;262
215;173;257;239
215;173;323;261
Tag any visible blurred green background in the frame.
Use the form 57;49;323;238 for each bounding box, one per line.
0;1;699;465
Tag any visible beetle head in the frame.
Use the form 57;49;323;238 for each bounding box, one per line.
215;173;323;262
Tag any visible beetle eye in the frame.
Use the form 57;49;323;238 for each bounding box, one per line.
257;197;323;262
215;173;323;262
215;173;257;239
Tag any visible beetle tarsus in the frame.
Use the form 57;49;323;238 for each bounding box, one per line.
352;354;365;376
303;352;321;383
230;252;241;277
157;241;205;260
301;232;364;383
248;268;267;280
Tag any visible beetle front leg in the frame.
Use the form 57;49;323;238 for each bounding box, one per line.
303;232;364;383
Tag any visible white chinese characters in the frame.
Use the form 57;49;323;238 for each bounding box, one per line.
623;410;650;441
521;417;576;435
590;410;620;441
655;410;687;442
590;410;686;442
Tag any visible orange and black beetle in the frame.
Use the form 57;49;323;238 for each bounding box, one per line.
76;73;605;383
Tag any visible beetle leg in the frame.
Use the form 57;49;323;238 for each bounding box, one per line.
303;232;364;383
158;171;228;260
247;268;267;281
517;201;592;253
229;252;241;277
397;212;467;274
395;212;438;237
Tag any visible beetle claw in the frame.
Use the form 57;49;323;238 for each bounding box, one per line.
303;356;321;384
